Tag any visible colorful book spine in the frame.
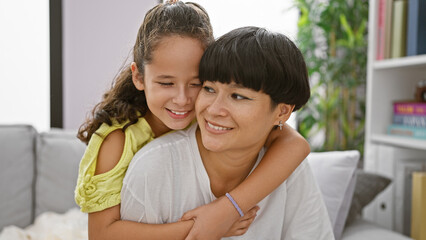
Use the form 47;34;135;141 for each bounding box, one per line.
406;0;426;56
393;114;426;128
391;0;408;58
387;124;426;139
377;0;387;60
394;102;426;115
411;172;426;240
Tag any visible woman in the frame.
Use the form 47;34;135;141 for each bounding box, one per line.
121;26;334;239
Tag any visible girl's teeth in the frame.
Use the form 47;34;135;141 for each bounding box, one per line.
171;110;187;115
207;121;231;131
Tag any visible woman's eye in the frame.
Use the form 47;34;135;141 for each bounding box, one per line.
203;86;215;93
231;93;250;100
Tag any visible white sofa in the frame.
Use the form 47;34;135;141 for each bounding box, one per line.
0;124;412;239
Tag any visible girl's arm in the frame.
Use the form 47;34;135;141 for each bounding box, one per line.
89;204;194;240
181;123;310;240
88;130;256;240
88;130;193;240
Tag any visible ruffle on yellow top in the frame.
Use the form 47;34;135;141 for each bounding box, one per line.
74;118;154;213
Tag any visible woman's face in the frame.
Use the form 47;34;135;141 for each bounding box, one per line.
136;35;205;136
196;81;282;153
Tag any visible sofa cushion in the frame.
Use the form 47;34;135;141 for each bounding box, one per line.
0;125;37;230
345;169;391;226
35;129;86;217
308;150;360;240
342;218;412;240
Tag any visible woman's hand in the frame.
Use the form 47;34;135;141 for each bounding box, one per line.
180;196;259;240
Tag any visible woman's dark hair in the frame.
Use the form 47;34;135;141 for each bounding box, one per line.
199;26;310;111
77;1;214;144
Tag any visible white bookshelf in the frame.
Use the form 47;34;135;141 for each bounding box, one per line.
363;0;426;236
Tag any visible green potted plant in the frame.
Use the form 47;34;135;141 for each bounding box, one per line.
295;0;369;155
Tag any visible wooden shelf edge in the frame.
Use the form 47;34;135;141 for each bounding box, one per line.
371;134;426;150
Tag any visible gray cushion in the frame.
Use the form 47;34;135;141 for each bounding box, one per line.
345;170;391;226
0;125;36;230
35;129;86;217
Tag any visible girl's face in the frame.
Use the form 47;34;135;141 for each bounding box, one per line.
134;36;205;136
196;81;284;154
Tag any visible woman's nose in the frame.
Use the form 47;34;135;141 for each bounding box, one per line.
206;94;227;116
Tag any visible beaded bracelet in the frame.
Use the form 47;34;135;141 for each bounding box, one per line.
225;193;244;217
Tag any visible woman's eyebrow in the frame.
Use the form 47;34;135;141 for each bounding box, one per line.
229;83;246;89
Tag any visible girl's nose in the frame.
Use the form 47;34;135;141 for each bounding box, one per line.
172;87;191;106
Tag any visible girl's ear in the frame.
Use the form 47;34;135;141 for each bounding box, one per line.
131;62;144;91
273;103;295;126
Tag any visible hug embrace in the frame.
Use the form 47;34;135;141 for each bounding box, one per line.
75;1;334;239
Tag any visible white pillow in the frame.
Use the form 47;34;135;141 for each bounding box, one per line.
307;150;360;240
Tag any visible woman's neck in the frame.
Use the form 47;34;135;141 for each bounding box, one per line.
195;128;261;197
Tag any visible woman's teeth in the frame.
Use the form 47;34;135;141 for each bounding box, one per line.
207;121;231;131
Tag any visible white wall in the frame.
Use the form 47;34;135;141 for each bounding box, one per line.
63;0;158;130
0;0;298;131
0;0;50;131
192;0;298;40
190;0;299;127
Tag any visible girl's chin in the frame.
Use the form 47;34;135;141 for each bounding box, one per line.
166;120;193;130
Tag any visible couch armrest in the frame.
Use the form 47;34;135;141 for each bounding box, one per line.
0;125;37;230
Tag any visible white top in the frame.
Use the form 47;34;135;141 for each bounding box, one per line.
121;123;334;239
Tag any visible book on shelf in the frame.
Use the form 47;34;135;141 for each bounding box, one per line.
388;124;426;139
384;0;394;59
394;114;426;128
411;172;426;240
406;0;426;56
391;0;408;58
394;101;426;116
376;0;386;60
376;0;394;59
395;160;426;235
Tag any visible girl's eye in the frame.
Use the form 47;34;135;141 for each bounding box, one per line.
203;86;215;93
190;82;203;87
157;82;173;86
231;93;251;100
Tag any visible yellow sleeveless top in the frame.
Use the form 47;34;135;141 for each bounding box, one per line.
74;118;154;213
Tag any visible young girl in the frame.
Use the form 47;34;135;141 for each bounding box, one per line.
74;1;310;239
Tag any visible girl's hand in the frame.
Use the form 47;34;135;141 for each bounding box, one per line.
224;205;259;237
180;196;259;240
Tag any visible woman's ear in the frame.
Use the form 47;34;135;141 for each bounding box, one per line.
274;103;295;126
131;62;144;91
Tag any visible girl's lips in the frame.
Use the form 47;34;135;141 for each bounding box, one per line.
166;108;191;119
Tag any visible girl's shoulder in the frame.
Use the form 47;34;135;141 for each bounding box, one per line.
94;117;153;140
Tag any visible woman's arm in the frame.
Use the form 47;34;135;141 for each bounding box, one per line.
181;123;310;240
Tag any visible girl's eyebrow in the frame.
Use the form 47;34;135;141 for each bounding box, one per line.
155;75;175;79
156;75;200;80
